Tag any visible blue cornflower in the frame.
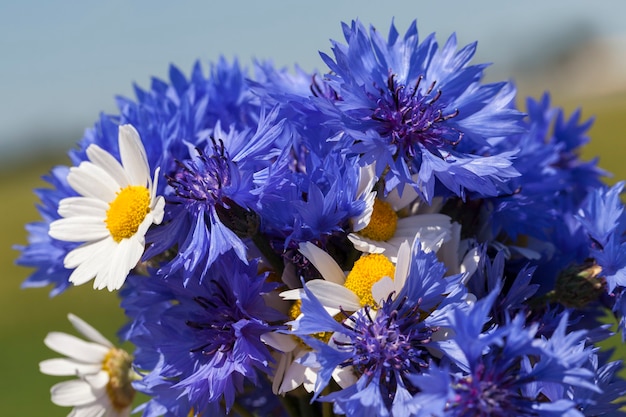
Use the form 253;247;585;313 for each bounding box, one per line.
319;19;523;201
487;93;604;243
19;58;269;294
288;241;468;416
121;252;282;415
410;291;597;417
568;354;626;415
576;181;626;293
466;249;539;324
257;148;374;279
144;108;286;279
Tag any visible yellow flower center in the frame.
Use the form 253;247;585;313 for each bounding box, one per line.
102;347;135;411
359;198;398;241
289;300;333;343
344;253;396;307
105;185;151;242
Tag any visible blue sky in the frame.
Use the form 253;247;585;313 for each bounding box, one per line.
2;0;626;161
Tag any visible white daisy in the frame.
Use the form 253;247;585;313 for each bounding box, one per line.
281;241;410;313
261;332;318;395
349;179;453;262
39;313;135;417
49;124;165;291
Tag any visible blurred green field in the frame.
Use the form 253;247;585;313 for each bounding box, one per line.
2;92;626;416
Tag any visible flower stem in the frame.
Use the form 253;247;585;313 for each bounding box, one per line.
278;394;301;417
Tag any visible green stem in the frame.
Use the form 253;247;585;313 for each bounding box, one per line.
322;398;333;417
278;394;301;417
297;394;317;417
321;386;334;417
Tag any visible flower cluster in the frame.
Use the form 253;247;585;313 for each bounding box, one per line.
18;18;626;417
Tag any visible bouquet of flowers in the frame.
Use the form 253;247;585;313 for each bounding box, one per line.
17;18;626;417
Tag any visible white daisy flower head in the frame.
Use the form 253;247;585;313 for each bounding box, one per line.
281;241;409;315
39;313;135;417
49;124;165;291
349;177;453;263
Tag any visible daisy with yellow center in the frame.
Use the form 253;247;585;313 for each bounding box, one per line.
281;241;412;314
349;180;454;263
49;124;165;291
39;313;136;417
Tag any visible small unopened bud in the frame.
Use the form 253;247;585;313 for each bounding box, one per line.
215;197;260;238
553;261;605;308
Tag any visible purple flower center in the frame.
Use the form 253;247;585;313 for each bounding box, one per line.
167;139;232;208
451;363;518;417
335;299;434;384
371;74;461;156
186;280;241;356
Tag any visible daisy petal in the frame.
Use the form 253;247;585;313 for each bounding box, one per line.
306;279;361;311
299;242;346;284
84;370;109;390
68;240;114;285
67;162;120;202
119;124;149;186
50;379;99;407
68;313;113;347
86;144;131;187
57;197;109;218
64;240;110;269
49;217;109;242
39;358;102;376
96;237;143;291
44;332;109;362
371;276;395;304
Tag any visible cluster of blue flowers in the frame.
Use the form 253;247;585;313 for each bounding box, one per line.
18;19;626;417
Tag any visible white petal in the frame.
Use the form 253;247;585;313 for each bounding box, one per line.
87;144;131;188
280;359;311;394
371;276;395;304
49;217;109;242
111;236;144;290
348;233;386;254
150;195;165;225
279;288;304;301
50;379;99;407
44;332;109;362
68;314;113;347
301;366;319;393
83;371;109;390
298;242;346;284
352;164;377;232
58;197;109;218
119;124;149;186
261;332;298;352
385;181;419;211
39;358;102;376
437;222;462;274
64;240;109;269
394;241;411;291
332;365;357;389
67;162;120;202
306;280;361;311
272;352;290;394
94;237;142;291
68;240;115;287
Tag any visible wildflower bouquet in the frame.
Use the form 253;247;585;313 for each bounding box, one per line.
17;18;626;417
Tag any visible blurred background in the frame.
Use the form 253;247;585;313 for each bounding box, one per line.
2;1;626;415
